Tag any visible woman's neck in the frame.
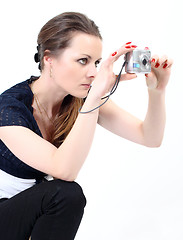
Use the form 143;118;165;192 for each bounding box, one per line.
30;74;66;118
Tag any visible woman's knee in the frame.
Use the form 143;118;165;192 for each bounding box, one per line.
45;179;87;211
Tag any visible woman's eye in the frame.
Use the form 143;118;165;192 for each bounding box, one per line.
95;60;100;68
78;58;88;65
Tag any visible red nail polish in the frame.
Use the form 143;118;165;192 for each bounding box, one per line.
125;46;131;49
151;58;155;63
126;42;132;45
163;63;168;68
155;62;160;68
145;47;149;50
145;74;148;77
112;51;117;56
131;45;137;48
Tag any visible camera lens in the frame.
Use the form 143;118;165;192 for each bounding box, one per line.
142;58;147;65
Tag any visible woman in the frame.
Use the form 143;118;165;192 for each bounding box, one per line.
0;12;173;240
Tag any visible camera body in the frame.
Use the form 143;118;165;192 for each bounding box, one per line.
125;49;151;74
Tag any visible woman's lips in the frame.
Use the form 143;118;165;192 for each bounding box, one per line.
81;84;91;88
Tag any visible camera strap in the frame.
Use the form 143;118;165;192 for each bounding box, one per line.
79;61;127;114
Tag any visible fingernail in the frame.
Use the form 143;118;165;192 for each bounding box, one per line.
145;74;148;77
145;47;149;50
151;58;156;63
155;62;160;68
126;42;132;45
131;45;137;48
163;63;168;68
112;51;117;56
125;46;131;49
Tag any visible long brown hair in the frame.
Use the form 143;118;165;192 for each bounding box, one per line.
36;12;102;147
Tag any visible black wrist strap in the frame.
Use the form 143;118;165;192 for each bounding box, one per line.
79;61;127;114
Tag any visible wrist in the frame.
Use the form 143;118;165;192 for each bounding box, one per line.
87;86;102;100
79;89;101;114
148;88;166;103
148;87;166;95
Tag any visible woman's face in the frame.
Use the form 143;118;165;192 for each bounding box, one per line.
50;33;103;98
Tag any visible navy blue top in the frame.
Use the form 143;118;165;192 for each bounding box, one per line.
0;77;46;181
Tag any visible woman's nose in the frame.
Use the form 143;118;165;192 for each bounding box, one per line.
86;65;97;79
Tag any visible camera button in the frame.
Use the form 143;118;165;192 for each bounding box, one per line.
133;63;140;68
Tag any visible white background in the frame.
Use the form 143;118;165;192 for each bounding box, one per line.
0;0;183;239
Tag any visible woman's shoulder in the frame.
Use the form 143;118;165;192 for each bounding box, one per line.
1;78;33;102
0;77;42;136
0;77;37;128
0;76;40;111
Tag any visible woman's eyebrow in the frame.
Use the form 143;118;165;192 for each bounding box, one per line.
81;54;91;59
81;54;102;61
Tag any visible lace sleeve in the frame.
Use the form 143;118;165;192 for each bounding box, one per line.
0;96;30;128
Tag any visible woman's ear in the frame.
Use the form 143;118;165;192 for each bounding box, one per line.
43;50;53;66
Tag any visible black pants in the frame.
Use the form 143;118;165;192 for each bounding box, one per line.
0;179;86;240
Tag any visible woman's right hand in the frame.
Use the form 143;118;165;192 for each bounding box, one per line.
89;42;138;99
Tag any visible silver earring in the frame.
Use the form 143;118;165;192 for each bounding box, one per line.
50;66;53;78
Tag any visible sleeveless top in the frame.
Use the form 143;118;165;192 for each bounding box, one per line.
0;77;47;198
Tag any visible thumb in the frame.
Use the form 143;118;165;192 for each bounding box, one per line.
118;73;137;81
145;73;158;89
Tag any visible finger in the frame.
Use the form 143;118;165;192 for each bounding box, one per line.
151;55;173;69
159;55;169;68
151;55;160;69
119;73;137;81
145;74;158;89
108;42;138;64
126;41;132;45
165;58;173;69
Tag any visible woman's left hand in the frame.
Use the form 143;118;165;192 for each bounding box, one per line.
145;55;173;91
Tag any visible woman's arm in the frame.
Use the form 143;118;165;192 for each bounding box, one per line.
0;92;100;181
0;44;135;181
98;55;173;147
98;90;165;147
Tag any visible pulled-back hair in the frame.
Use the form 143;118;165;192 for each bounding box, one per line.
36;12;102;147
37;12;102;71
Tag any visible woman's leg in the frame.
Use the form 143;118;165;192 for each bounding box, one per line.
0;179;86;240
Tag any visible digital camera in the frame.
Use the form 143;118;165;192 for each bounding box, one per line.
125;49;151;74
